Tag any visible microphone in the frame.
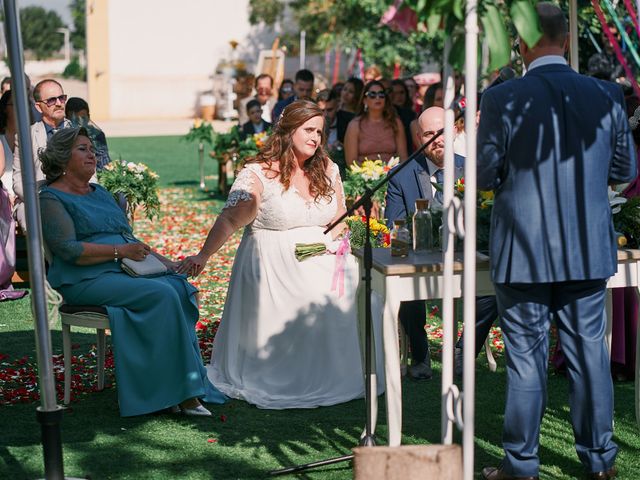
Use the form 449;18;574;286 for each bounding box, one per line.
484;66;516;91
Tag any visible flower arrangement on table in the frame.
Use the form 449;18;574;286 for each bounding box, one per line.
345;215;390;249
97;160;160;228
610;188;640;247
343;156;400;210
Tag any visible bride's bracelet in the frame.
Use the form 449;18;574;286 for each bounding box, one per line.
114;245;119;263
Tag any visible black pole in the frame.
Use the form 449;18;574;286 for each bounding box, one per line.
36;407;65;479
269;120;454;476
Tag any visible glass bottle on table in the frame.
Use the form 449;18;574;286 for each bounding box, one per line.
391;219;410;257
412;198;433;253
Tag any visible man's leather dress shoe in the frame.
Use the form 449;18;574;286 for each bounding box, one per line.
481;466;538;480
586;466;617;479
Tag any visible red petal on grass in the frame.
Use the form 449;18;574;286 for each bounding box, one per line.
207;438;218;443
219;414;227;422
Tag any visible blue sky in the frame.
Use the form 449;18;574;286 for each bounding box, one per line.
21;0;73;26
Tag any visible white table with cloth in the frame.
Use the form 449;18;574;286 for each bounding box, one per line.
354;248;640;446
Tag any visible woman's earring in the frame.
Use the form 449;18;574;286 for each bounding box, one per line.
364;104;368;112
63;171;66;175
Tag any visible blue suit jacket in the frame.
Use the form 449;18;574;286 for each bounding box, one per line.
385;153;464;227
477;63;636;284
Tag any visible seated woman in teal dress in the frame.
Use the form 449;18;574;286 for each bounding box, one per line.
39;127;225;417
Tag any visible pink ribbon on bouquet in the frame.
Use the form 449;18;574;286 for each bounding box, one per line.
331;235;351;297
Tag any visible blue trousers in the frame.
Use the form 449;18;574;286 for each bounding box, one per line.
495;280;617;477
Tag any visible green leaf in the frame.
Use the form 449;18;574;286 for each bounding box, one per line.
426;12;442;34
480;5;511;71
447;33;466;71
510;0;542;48
452;0;464;20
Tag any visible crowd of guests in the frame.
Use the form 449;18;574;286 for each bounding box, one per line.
236;67;466;173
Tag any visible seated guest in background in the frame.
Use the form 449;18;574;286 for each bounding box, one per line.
13;78;70;232
336;77;364;144
404;76;420;114
0;90;16;197
241;99;271;136
1;77;10;94
238;73;276;125
39;127;226;417
330;81;344;99
278;79;294;102
0;138;27;302
344;80;407;167
316;89;339;150
364;65;382;83
410;81;444;150
65;97;112;171
272;69;315;123
390;79;417;155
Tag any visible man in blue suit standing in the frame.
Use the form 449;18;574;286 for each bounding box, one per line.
477;4;635;480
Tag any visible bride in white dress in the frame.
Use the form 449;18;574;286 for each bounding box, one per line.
179;100;383;409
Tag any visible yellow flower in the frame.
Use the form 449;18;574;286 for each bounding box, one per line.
479;190;494;200
194;118;203;128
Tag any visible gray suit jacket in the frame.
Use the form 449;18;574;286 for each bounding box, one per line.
12;120;48;203
477;63;636;283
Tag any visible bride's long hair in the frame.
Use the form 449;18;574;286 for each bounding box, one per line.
245;99;334;202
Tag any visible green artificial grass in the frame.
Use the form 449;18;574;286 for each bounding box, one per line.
1;135;639;479
108;135;220;189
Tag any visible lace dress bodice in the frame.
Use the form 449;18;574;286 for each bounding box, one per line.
225;162;342;231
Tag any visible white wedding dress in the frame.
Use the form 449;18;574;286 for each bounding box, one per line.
207;162;383;409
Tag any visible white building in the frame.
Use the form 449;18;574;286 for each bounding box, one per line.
87;0;270;121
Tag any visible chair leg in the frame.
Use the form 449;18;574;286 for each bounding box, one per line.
62;323;72;404
485;338;497;372
97;329;106;391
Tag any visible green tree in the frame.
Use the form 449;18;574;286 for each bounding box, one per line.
70;0;86;51
19;6;64;60
249;0;439;76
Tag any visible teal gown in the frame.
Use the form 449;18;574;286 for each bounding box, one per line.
40;184;226;416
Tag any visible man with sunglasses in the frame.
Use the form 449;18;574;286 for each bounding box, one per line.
12;78;71;231
237;73;276;126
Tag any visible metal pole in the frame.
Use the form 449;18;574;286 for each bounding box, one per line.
462;1;479;478
440;38;456;445
3;1;65;479
300;30;306;70
198;142;205;190
569;0;579;72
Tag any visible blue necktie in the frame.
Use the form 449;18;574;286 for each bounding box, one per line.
433;169;444;204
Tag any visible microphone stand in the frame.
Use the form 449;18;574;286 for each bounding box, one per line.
269;124;451;476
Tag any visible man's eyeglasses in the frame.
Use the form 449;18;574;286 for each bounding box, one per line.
37;94;67;107
365;91;386;99
256;87;271;94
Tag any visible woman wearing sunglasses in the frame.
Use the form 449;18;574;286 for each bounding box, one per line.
344;80;407;167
